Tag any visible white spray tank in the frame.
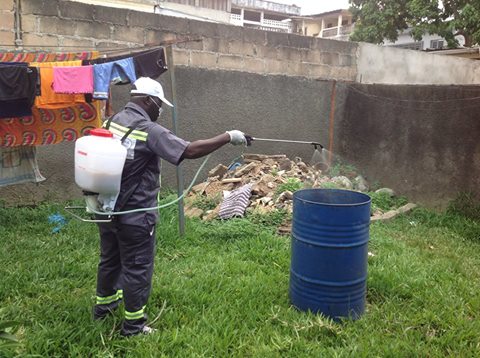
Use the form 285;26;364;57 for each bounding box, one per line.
75;128;127;212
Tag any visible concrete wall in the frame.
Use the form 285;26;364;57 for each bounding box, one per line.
0;0;16;46
357;42;480;85
338;83;480;206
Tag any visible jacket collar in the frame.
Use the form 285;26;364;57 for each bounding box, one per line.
124;101;151;121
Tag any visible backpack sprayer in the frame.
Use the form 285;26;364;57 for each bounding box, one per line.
65;130;325;223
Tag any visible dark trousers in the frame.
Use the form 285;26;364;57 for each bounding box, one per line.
95;220;155;335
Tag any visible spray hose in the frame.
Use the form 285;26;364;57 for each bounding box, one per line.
64;154;212;222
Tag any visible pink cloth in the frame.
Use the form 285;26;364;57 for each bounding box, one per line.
53;65;93;94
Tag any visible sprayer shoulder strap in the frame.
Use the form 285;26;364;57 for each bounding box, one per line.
103;116;138;144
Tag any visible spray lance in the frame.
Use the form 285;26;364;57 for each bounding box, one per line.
244;135;327;167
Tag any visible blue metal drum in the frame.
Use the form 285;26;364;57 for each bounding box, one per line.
289;189;371;320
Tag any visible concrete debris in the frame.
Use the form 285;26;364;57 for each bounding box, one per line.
331;176;353;190
184;154;413;235
375;187;395;197
354;175;369;192
371;203;417;222
208;164;228;179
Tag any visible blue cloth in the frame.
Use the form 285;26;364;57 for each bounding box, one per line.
48;213;68;233
93;58;136;99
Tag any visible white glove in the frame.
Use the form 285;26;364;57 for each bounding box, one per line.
226;130;247;146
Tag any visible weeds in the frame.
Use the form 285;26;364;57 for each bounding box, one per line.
276;178;303;196
327;162;358;178
248;209;288;229
369;191;408;212
192;193;221;211
447;192;480;221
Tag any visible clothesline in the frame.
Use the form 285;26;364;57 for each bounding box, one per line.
0;47;163;68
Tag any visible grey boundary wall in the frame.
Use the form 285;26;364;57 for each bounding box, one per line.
0;0;479;206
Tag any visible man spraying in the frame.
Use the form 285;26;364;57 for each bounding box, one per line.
93;77;247;337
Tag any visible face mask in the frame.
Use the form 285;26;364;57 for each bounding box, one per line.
150;97;163;121
157;107;163;120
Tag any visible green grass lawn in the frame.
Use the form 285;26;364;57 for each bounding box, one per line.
0;197;479;357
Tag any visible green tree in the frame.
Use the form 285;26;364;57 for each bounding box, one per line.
349;0;480;48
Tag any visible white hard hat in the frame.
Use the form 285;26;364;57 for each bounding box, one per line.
131;77;173;107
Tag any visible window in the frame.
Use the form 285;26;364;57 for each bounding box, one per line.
430;39;444;49
342;19;348;25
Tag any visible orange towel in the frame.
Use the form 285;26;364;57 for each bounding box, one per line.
30;60;86;109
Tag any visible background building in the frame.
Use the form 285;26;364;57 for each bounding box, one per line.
292;9;354;41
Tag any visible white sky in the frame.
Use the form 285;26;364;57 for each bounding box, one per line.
273;0;350;15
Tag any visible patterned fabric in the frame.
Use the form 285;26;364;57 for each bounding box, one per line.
0;146;45;186
0;102;101;147
0;51;99;63
219;184;252;219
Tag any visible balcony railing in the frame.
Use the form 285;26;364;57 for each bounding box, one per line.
230;14;292;32
321;24;354;38
322;27;339;37
340;23;354;35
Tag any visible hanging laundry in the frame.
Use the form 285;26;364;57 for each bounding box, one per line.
133;48;167;78
93;57;136;99
0;101;102;147
0;146;45;186
0;65;39;119
53;65;94;94
30;60;86;109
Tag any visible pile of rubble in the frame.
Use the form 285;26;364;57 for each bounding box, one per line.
184;153;416;234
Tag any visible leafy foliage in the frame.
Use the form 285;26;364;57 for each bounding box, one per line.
275;178;303;196
447;192;480;221
369;191;408;212
248;209;288;229
349;0;480;47
192;193;221;211
327;162;358;179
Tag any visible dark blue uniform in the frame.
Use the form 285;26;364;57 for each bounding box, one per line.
94;102;189;336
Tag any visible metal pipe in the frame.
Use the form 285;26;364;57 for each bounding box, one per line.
251;137;323;148
166;45;185;237
14;0;23;48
